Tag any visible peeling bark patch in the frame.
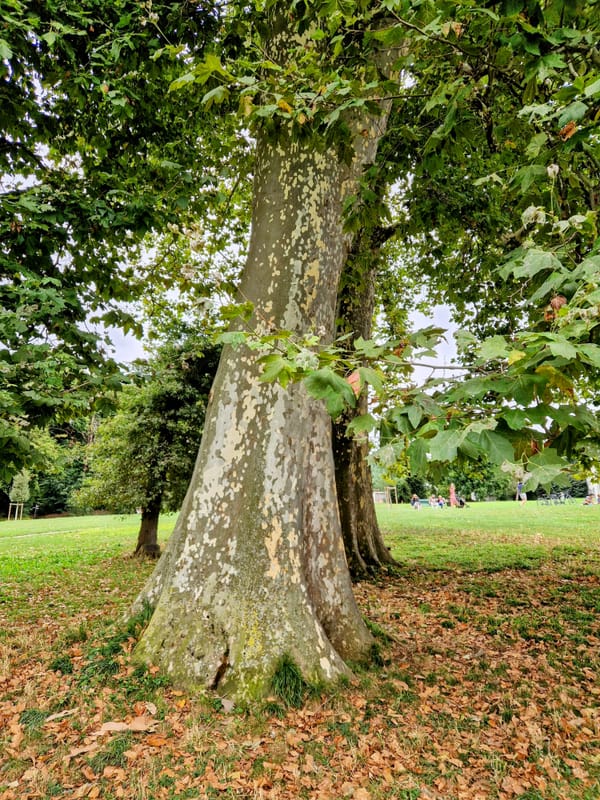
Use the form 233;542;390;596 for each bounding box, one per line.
265;521;283;580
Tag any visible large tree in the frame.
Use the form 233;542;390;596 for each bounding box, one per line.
131;4;402;698
132;0;600;698
76;331;220;556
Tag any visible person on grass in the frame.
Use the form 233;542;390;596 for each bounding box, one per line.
516;481;527;506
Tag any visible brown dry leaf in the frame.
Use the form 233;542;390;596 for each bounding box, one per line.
22;767;41;782
93;716;156;736
128;715;156;732
354;789;372;800
44;708;79;724
145;734;170;748
81;766;96;782
559;120;577;140
501;775;525;796
303;753;316;773
67;743;99;759
346;370;361;397
102;766;126;781
72;783;94;799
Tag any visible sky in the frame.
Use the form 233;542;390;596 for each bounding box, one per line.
409;304;458;384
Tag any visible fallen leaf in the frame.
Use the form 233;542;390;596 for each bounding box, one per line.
93;716;156;736
128;715;157;732
102;766;126;781
81;766;96;782
145;734;170;747
44;709;79;723
220;698;235;713
67;743;99;759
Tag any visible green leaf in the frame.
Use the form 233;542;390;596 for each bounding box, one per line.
547;337;578;360
0;38;12;60
216;331;246;347
513;249;563;279
454;329;478;353
526;450;567;490
525;132;548;158
169;72;197;92
578;344;600;368
303;368;356;417
202;85;230;109
353;336;385;358
478;430;514;465
477;335;509;361
502;409;530;431
346;413;378;436
407;404;422;429
428;429;464;462
584;77;600;98
408;438;428;475
259;354;294;387
357;366;384;394
557;101;588;127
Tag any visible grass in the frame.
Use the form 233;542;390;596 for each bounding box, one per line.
378;499;599;571
1;504;599;800
0;513;177;583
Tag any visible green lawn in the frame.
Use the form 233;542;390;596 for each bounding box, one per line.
1;501;598;583
379;498;600;571
0;513;177;585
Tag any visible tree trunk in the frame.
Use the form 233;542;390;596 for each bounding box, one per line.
128;5;397;700
131;104;391;698
134;501;162;558
334;229;398;579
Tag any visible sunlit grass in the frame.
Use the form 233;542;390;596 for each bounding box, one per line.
0;513;177;584
379;499;600;571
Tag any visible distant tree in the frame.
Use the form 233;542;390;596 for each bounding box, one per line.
74;331;220;556
29;424;90;516
444;459;514;502
9;469;30;505
0;1;247;480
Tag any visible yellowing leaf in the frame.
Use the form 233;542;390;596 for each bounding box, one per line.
508;350;526;364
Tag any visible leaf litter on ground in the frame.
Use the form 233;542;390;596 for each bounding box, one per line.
1;552;599;800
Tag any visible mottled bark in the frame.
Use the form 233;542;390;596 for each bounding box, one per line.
334;229;397;579
131;21;393;701
134;502;161;559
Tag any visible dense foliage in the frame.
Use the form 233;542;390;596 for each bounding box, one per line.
0;0;249;480
73;331;220;516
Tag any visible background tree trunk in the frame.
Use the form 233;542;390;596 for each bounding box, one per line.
334;227;398;578
134;500;162;558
